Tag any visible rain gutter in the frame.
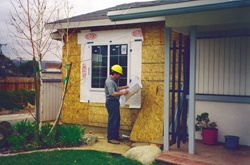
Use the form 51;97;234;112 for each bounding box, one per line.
107;0;250;21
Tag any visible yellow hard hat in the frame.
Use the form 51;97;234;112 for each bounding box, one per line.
111;64;123;74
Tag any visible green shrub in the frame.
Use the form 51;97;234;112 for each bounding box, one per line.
0;139;5;148
0;90;35;110
0;90;20;110
21;89;35;106
40;123;57;148
25;141;39;151
7;135;26;151
13;119;35;141
57;124;85;147
3;120;85;152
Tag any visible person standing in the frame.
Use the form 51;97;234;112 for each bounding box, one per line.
105;64;129;144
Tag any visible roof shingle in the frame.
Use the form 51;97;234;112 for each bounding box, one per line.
52;0;192;23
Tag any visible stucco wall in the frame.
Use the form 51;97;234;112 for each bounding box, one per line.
195;101;250;146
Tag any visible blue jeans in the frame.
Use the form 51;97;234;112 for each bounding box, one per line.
106;100;120;140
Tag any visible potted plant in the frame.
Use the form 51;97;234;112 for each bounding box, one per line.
195;112;218;145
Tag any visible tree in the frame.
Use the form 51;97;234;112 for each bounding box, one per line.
9;0;61;135
17;60;38;77
9;0;79;139
0;55;18;77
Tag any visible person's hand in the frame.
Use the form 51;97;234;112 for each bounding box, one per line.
123;90;129;95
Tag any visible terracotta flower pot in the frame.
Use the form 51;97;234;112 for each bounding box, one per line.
202;128;218;145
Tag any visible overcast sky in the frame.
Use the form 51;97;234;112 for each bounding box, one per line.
0;0;153;61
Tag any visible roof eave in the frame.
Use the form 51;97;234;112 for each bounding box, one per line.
45;16;165;30
107;0;250;21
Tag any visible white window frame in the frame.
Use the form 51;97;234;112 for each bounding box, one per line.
79;28;143;108
89;42;130;92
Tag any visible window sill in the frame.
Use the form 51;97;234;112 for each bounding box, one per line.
90;88;104;92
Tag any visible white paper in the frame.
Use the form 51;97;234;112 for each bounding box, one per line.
121;45;127;55
120;95;125;106
125;77;142;102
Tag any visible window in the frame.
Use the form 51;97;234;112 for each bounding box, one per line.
91;45;107;88
91;44;128;88
79;28;143;106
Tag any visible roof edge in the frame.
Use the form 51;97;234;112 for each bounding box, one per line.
45;17;165;30
108;0;250;21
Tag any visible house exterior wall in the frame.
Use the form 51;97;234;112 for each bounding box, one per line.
130;24;185;142
195;101;250;146
194;36;250;146
130;22;166;141
196;36;250;95
60;22;183;143
61;33;89;125
60;22;180;135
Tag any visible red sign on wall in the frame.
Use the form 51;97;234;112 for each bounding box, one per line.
131;30;143;37
82;63;87;79
84;33;98;40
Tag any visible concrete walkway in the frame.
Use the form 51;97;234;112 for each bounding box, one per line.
0;113;35;125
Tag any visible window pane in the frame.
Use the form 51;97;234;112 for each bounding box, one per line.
118;78;127;86
110;44;128;86
91;45;107;88
119;56;127;66
92;77;106;88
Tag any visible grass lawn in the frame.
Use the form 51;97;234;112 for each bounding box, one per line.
0;149;145;165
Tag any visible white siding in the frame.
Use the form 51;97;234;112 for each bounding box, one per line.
196;36;250;96
42;72;62;121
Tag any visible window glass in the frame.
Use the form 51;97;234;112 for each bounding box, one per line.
110;44;128;86
91;44;128;88
91;45;108;88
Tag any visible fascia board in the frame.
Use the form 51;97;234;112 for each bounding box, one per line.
45;16;165;30
107;0;250;21
165;6;250;28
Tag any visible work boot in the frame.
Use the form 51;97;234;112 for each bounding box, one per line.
108;139;120;144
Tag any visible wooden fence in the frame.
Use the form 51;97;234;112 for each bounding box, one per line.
0;77;35;92
0;74;62;122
